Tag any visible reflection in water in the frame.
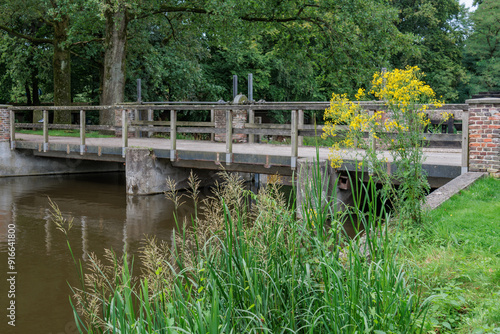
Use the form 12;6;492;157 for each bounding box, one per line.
0;173;186;334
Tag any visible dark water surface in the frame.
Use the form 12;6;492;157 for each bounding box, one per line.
0;173;183;334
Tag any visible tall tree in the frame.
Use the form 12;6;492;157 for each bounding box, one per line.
389;0;469;102
465;0;500;93
0;0;73;122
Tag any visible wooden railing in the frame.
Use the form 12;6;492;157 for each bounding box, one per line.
8;102;469;172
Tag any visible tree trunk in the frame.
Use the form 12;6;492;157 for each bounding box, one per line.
25;83;32;105
100;4;128;125
53;15;71;124
32;66;42;124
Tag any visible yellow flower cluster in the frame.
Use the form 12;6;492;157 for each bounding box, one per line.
371;66;443;112
323;66;442;169
440;112;454;122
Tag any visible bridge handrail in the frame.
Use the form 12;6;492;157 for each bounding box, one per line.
7;102;469;173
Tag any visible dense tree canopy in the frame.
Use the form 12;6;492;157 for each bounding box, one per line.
465;0;500;93
0;0;490;122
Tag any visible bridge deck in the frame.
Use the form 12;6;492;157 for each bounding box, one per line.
14;134;462;182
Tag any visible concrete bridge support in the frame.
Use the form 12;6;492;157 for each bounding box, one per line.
125;148;219;195
295;158;353;218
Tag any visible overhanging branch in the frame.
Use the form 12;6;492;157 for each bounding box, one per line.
0;24;53;45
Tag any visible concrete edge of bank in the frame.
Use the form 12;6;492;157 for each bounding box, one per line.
425;171;489;211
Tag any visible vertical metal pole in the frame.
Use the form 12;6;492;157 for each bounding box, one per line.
233;75;238;100
170;109;176;161
291;109;298;169
137;79;142;103
248;109;255;143
10;110;15;150
80;110;86;155
122;109;128;158
298;109;304;147
226;110;233;164
248;73;253;102
461;110;469;174
210;109;215;142
43;110;48;152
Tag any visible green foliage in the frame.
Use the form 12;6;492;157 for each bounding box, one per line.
465;0;500;94
389;0;469;102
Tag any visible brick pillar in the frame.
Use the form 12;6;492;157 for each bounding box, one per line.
466;98;500;176
0;106;10;142
214;94;248;143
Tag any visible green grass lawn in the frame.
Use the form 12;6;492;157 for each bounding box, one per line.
406;177;500;333
16;129;114;138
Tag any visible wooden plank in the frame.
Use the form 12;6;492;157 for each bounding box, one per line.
248;109;255;143
122;109;128;157
43;110;48;152
80;110;86;155
134;109;140;137
298;109;304;147
170;110;176;160
131;120;215;127
226;110;232;164
210;109;215;142
10;110;15;150
461;110;469;174
291;110;298;169
245;123;292;129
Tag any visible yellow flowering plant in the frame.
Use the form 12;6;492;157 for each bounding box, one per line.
323;66;444;223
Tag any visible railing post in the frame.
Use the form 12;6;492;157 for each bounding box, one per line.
461;109;469;174
210;109;215;142
10;110;15;150
122;109;128;158
148;109;153;138
291;109;298;169
170;109;176;161
447;114;455;134
368;109;376;151
255;116;262;143
226;110;233;164
298;109;304;147
43;110;48;152
134;109;140;138
248;109;255;143
80;110;86;155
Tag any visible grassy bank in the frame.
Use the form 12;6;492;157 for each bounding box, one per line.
404;177;500;333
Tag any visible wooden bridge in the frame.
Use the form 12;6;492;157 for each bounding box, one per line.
2;100;473;193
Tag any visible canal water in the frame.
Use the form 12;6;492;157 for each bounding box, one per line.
0;173;191;334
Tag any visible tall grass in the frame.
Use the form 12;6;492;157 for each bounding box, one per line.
57;162;431;333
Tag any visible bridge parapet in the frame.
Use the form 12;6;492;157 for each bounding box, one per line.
466;98;500;177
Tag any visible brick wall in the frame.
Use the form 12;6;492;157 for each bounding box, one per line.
214;94;248;143
214;109;247;143
467;98;500;176
0;106;10;141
